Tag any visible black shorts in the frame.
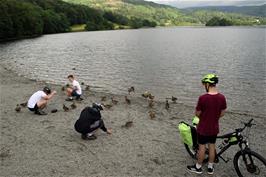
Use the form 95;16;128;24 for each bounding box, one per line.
71;90;81;98
197;133;217;144
28;104;39;112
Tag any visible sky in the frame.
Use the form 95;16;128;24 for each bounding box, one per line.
145;0;266;8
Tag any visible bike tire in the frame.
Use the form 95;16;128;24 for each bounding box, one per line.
233;150;266;177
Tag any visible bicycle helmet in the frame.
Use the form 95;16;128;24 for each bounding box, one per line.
92;103;103;111
43;86;51;94
201;73;218;85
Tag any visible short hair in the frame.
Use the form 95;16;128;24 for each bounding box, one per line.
67;75;74;79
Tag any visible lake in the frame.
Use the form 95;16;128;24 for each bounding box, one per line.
0;27;265;117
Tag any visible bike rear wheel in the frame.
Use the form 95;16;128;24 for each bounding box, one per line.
233;150;266;177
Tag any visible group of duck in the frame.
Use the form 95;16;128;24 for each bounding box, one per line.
15;85;178;124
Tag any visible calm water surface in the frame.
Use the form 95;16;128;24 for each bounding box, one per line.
0;27;265;117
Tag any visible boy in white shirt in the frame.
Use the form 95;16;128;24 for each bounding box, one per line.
27;87;56;115
66;75;82;101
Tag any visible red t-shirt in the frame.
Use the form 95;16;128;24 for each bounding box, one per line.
196;93;227;136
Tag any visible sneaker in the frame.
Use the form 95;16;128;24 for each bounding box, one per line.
187;164;203;174
207;167;214;175
65;97;74;101
35;109;47;115
76;97;83;101
81;134;97;140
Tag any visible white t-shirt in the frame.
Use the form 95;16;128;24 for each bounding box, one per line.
72;80;82;95
27;91;47;108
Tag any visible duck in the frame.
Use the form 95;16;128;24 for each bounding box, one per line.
81;82;85;85
149;111;156;119
51;109;58;113
20;102;27;107
121;121;133;128
101;96;107;102
85;85;90;91
125;96;131;105
63;104;70;112
111;97;119;105
148;99;154;108
165;100;170;110
70;102;77;109
171;96;177;103
61;86;65;91
103;103;113;109
15;104;21;112
128;86;135;94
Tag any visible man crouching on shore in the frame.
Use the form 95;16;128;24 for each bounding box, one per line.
27;87;56;115
74;103;112;140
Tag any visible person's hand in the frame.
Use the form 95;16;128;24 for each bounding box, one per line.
106;129;112;135
52;91;57;95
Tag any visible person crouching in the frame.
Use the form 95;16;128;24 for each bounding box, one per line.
74;103;112;140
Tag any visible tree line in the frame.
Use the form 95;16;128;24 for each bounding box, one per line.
0;0;157;41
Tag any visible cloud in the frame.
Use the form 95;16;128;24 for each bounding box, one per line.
145;0;266;8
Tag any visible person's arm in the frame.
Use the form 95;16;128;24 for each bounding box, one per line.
195;110;201;117
99;119;112;134
220;110;226;118
43;91;56;100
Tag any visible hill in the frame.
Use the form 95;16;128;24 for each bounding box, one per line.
184;4;266;17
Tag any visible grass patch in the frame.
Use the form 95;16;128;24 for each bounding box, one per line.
70;24;86;32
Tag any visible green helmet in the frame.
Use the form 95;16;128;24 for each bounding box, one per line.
201;74;218;84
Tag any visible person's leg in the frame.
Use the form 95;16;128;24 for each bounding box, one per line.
207;143;216;174
66;88;73;97
36;99;48;109
197;144;206;164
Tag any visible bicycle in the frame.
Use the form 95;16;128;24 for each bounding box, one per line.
180;119;266;177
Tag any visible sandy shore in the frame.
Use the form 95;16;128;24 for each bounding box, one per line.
0;65;265;177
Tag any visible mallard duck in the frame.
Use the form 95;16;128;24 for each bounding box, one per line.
15;104;21;112
20;102;27;107
148;99;154;108
111;97;118;105
70;102;77;109
128;86;135;94
149;111;155;119
121;121;133;128
61;86;65;91
165;100;170;110
101;96;107;101
103;103;113;109
125;96;131;104
63;104;70;112
85;85;90;91
171;96;177;103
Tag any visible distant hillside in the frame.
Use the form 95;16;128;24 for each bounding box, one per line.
184;4;266;17
63;0;199;26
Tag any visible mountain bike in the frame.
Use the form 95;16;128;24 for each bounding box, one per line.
181;119;266;177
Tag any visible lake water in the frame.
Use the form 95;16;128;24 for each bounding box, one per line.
0;27;265;117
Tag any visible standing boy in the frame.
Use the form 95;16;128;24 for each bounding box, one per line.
27;87;56;115
66;75;82;101
187;74;227;175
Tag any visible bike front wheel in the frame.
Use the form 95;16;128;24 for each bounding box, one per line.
233;150;266;177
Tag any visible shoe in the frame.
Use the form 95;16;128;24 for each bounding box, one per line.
187;164;203;174
81;134;97;140
76;97;83;101
35;109;47;115
208;167;214;175
65;97;74;101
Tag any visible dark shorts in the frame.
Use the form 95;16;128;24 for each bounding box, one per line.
71;90;81;98
197;133;217;144
28;104;39;112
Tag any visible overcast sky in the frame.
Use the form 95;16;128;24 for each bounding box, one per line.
145;0;266;8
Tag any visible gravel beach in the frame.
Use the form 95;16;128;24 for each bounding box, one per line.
1;65;265;177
